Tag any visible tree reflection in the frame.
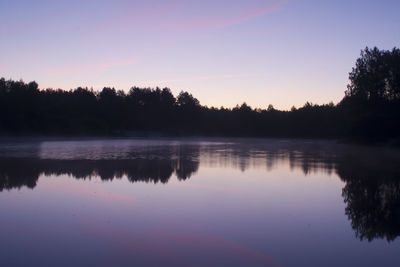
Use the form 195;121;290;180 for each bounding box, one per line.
1;140;400;242
0;159;41;190
0;157;199;191
338;155;400;242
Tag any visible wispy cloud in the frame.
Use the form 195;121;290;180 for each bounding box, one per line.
135;73;259;86
81;1;182;36
79;0;290;37
45;58;134;76
163;0;289;31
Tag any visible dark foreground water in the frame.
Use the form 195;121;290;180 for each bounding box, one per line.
1;138;400;267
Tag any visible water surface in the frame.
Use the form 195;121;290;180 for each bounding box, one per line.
1;138;400;267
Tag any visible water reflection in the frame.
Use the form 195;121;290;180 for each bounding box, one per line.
1;138;400;244
338;156;400;242
0;157;200;191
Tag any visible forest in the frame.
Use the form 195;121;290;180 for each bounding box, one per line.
1;47;399;142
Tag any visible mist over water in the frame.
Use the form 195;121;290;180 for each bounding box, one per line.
1;138;400;267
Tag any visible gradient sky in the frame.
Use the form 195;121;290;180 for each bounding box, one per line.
1;0;400;109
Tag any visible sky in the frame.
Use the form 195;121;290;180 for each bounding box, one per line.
1;0;400;110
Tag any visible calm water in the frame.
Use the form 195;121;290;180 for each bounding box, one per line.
1;138;400;267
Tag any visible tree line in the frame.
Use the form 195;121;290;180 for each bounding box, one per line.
1;47;399;141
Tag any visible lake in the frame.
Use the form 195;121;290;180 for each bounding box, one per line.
1;138;400;267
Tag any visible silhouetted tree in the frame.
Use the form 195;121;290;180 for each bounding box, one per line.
339;47;400;141
177;91;200;107
0;46;399;141
346;47;400;102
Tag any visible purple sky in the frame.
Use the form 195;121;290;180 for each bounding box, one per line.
1;0;399;109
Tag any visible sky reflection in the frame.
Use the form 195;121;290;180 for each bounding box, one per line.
0;138;400;266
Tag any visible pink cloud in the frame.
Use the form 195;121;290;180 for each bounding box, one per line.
136;73;259;85
44;58;134;76
78;1;183;37
163;0;289;31
80;0;289;37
